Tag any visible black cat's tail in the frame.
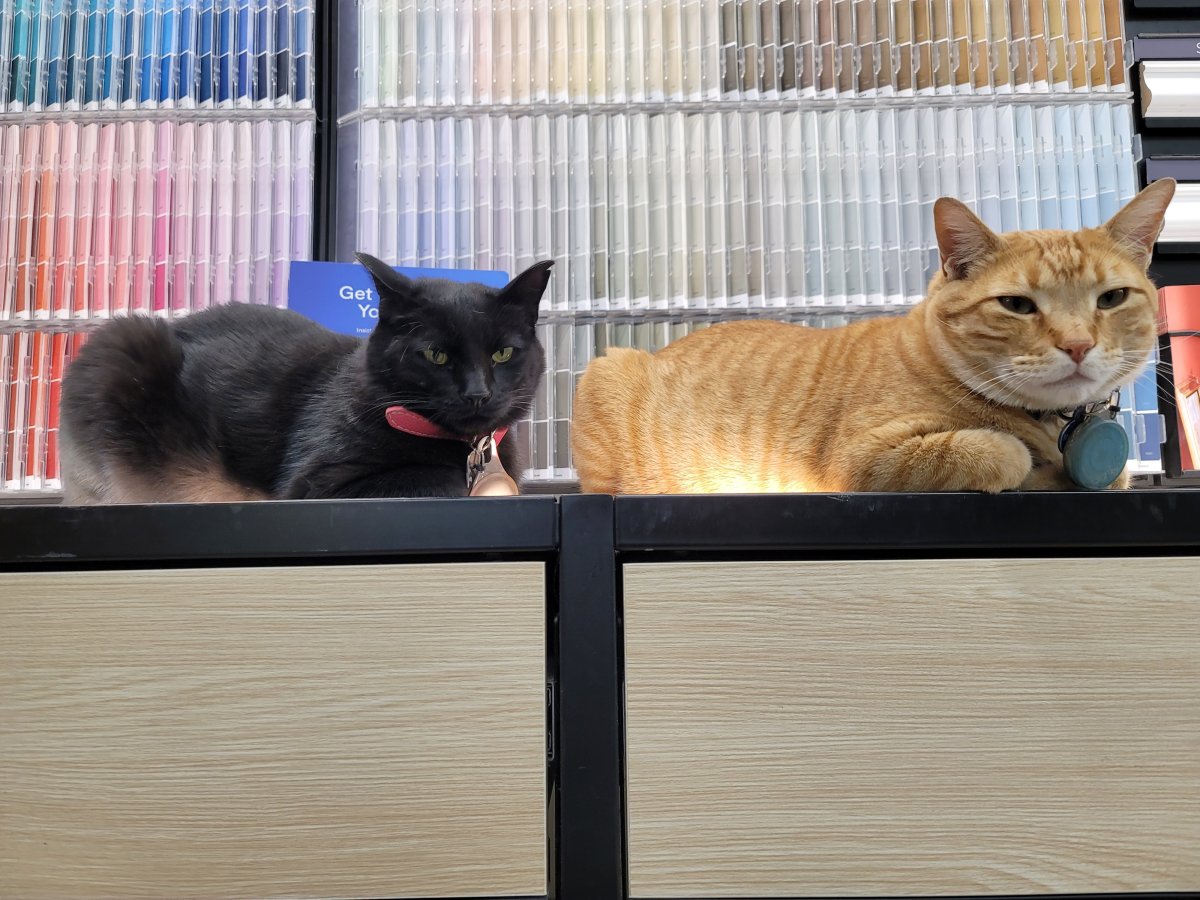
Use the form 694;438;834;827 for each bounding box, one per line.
60;316;210;472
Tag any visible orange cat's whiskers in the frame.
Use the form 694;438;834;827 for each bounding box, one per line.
952;366;1025;411
989;375;1029;408
1005;373;1042;407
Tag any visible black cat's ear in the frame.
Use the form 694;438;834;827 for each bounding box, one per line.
497;260;554;324
1103;178;1175;270
355;251;418;318
934;198;1000;281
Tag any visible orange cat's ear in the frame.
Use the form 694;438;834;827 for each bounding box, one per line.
1103;178;1176;269
934;198;1000;280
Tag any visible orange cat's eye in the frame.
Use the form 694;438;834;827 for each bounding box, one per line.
997;296;1038;315
1097;288;1128;310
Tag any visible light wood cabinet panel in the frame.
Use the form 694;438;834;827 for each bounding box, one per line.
624;558;1200;898
0;563;546;899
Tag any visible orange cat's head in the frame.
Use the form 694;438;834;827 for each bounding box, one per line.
924;179;1175;412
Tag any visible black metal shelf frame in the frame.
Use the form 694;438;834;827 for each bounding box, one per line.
2;491;1199;899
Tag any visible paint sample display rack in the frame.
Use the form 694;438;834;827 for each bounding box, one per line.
3;1;1187;494
0;0;316;493
337;1;1156;483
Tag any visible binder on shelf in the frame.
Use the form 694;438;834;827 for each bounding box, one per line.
1146;157;1200;183
1157;183;1200;248
1138;60;1200;128
1145;158;1200;251
1131;34;1200;60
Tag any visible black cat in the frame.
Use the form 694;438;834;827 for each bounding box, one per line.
59;254;552;502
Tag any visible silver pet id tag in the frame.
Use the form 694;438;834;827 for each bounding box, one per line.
466;435;519;496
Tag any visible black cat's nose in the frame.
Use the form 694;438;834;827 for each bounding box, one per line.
465;390;491;408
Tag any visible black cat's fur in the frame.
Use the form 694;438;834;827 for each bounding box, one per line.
58;254;552;503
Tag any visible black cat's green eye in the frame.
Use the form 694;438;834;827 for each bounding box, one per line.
491;347;514;364
1097;288;1128;310
997;295;1038;315
423;348;448;365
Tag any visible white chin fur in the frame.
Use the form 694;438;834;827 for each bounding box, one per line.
1012;362;1125;410
1019;379;1109;411
964;366;1115;412
938;338;1129;412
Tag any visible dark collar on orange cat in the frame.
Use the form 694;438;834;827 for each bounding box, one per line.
1026;391;1120;425
384;405;508;447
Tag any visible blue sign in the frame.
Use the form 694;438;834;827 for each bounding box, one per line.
287;261;511;338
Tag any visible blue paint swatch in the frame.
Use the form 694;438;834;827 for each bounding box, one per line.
273;0;290;100
254;0;270;102
235;0;252;102
118;0;140;105
100;0;121;104
139;0;159;104
10;0;34;106
293;0;309;104
198;0;214;104
83;0;105;106
158;0;178;102
216;0;233;103
45;0;68;106
177;0;195;101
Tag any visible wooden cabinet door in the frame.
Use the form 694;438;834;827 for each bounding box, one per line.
0;563;546;899
624;558;1200;898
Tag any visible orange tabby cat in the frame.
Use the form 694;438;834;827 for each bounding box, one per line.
572;179;1176;494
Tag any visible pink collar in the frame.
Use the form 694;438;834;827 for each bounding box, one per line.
385;405;508;446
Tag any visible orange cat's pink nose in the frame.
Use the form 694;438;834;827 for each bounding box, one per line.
1058;340;1095;364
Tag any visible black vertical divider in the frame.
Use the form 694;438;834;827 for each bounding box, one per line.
312;0;337;262
554;494;625;900
1158;333;1185;478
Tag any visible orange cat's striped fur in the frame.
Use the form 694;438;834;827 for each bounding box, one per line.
572;180;1176;494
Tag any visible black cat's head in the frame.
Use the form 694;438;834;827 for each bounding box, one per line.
356;252;552;436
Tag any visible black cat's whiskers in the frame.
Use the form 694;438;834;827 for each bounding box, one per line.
350;394;438;424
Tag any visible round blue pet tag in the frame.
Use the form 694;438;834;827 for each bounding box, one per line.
1062;416;1129;490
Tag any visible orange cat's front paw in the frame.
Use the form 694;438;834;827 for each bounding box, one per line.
859;425;1034;493
949;430;1033;493
860;427;1034;492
